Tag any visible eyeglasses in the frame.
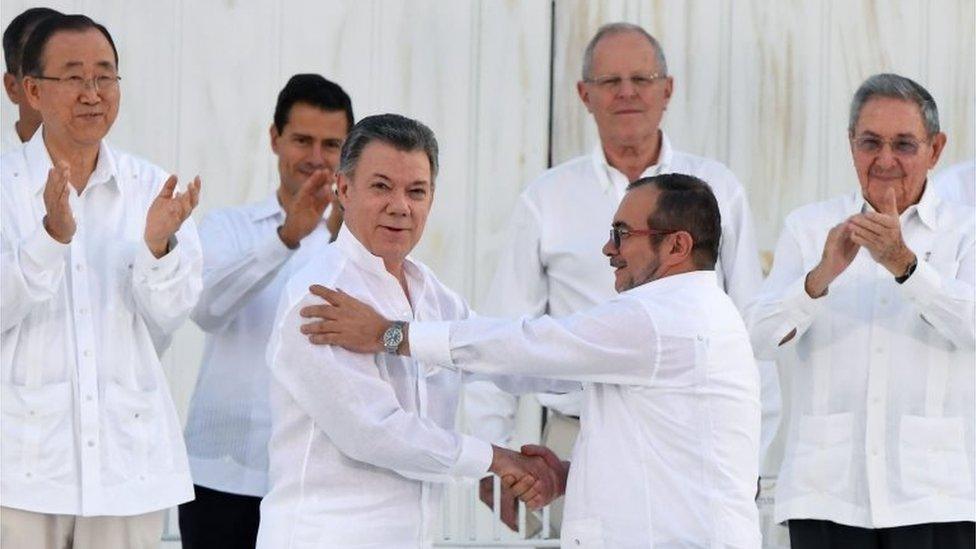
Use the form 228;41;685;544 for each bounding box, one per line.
32;74;121;93
852;135;927;157
584;72;666;93
610;225;677;249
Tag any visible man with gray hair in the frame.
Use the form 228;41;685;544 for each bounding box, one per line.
749;73;975;547
256;114;567;547
465;20;768;535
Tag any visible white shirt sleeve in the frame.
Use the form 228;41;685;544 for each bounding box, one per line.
411;297;661;386
746;219;824;360
271;293;493;482
191;210;294;332
899;250;976;349
1;223;69;332
717;173;765;312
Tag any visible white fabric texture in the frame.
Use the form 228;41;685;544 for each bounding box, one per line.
257;227;567;548
183;195;333;497
748;187;976;528
1;121;25;156
412;271;762;549
1;129;200;516
933;159;976;207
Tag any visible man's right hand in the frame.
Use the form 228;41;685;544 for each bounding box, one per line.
805;220;860;298
279;169;334;249
488;445;560;509
42;163;76;244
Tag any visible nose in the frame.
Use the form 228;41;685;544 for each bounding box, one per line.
602;235;617;257
308;143;326;168
387;188;409;216
616;77;638;98
874;143;898;169
79;82;101;104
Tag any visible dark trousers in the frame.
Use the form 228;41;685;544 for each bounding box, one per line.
178;484;262;549
789;519;975;549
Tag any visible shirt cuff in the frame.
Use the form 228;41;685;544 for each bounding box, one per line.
134;235;182;282
776;274;824;339
23;223;69;267
409;320;454;367
898;259;940;304
450;434;493;478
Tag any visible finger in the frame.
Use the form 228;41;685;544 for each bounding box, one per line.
300;320;340;335
884;187;899;216
308;334;335;345
508;474;537;498
299;304;338;319
189;176;202;209
848;215;886;237
309;284;343;305
157;175;178;199
850;227;881;250
862;211;899;228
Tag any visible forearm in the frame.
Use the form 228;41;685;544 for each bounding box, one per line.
1;228;69;331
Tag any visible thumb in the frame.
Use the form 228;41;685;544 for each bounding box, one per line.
884;188;899;216
157;175;178;199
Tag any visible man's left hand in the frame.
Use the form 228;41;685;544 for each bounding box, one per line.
848;188;916;276
300;285;389;353
145;175;201;258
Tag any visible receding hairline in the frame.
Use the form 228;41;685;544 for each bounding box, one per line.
38;27;116;71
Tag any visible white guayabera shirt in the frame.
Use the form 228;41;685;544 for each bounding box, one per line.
748;188;976;527
257;227;569;549
0;129;201;516
412;271;762;549
184;195;333;497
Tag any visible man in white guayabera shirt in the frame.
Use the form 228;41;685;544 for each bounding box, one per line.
462;20;773;539
301;173;762;548
256;114;568;548
749;73;975;548
179;74;351;549
1;14;202;549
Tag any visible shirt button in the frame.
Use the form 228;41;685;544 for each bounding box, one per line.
75;264;84;272
85;394;93;402
78;308;87;315
874;348;883;355
83;350;91;358
87;440;95;448
25;471;32;478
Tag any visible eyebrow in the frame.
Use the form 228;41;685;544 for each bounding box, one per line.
61;60;116;70
857;130;922;139
611;220;632;229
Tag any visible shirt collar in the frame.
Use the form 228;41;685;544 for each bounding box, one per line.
249;193;285;222
24;126;119;196
333;225;412;276
854;181;940;231
625;269;718;297
591;130;674;195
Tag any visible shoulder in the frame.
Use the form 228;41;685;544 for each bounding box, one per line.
782;194;853;236
668;150;745;199
0;149;29;192
522;154;595;197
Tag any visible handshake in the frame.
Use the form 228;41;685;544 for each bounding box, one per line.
483;444;569;529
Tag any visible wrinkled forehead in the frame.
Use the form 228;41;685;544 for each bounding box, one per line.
41;29;116;73
853;97;927;138
615;185;658;227
591;31;660;75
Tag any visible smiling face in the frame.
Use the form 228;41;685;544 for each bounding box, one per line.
337;141;433;270
271;102;349;198
577;30;673;148
602;185;664;292
850;96;946;212
23;28;119;149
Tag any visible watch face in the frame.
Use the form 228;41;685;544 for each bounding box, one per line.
383;326;403;348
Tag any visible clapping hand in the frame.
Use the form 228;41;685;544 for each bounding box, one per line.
145;175;201;258
847;188;916;276
42;163;76;244
279;169;335;248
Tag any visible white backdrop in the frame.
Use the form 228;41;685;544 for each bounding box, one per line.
2;0;973;439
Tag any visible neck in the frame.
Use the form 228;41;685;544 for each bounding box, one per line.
651;262;698;282
42;129;100;193
602;129;662;183
384;258;411;302
14;110;42;143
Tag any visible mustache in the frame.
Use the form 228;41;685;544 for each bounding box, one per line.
869;167;905;178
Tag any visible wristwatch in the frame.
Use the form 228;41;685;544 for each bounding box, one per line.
894;257;918;284
382;321;407;355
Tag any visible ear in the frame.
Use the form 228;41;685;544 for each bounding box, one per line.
577;80;594;113
661;76;674;110
21;76;42;111
3;72;20;104
667;231;695;266
336;171;351;207
269;123;280;154
927;132;947;170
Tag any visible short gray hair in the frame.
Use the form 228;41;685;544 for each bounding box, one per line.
338;113;439;181
848;73;940;136
581;22;668;81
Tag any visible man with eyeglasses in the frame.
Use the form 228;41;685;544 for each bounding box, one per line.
0;14;202;548
299;172;763;547
464;20;767;536
2;7;61;152
749;73;975;548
